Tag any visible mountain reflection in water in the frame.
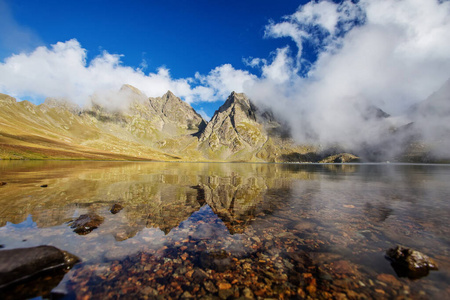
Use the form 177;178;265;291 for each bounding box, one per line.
0;161;449;299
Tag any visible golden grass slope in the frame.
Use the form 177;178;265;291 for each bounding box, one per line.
0;93;180;160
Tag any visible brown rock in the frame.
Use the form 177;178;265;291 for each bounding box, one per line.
204;281;218;293
242;287;254;299
332;260;357;275
218;282;232;290
376;273;401;287
218;287;234;300
0;245;79;288
110;203;123;214
386;245;438;278
70;213;104;235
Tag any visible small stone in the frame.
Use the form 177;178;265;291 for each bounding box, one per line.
141;287;158;296
283;259;294;269
242;287;254;299
40;184;48;188
332;260;357;275
0;182;7;186
70;213;104;235
334;292;348;300
346;290;359;299
182;291;194;298
204;281;218;293
219;288;234;300
306;284;316;294
110;203;124;214
218;282;232;290
114;231;130;241
377;273;401;287
252;236;261;243
192;268;209;282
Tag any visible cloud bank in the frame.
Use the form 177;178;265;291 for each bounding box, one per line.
246;0;450;150
1;0;449;154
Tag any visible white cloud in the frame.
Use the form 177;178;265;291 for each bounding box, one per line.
0;39;200;106
246;0;450;151
194;64;257;101
242;57;267;68
292;0;340;34
0;40;258;106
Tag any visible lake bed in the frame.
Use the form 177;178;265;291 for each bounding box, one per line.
0;161;449;299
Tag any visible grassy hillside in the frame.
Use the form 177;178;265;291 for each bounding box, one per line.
0;94;182;160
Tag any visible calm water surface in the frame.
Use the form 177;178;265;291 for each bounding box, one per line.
0;161;449;299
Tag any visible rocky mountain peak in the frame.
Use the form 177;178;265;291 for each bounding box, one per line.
149;91;205;131
163;90;176;99
198;92;267;157
120;84;145;96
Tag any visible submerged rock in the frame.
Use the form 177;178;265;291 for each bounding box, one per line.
70;213;104;235
0;245;79;292
386;245;438;279
110;203;124;214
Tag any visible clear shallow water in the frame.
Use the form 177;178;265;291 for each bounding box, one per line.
0;161;449;299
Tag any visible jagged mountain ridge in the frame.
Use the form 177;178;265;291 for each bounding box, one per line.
2;82;447;162
0;85;318;161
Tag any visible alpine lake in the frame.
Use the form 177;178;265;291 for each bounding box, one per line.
0;161;449;299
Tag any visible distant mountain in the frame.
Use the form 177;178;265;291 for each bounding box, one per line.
404;78;450;162
410;78;450;118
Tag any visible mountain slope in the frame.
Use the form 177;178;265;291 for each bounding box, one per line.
0;88;200;160
197;92;317;161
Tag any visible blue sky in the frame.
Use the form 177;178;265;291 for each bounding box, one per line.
2;0;306;76
1;0;449;145
0;0;311;117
